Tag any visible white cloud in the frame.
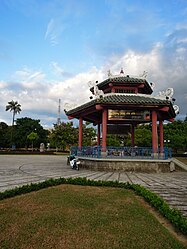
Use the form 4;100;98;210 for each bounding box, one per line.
1;30;187;127
45;18;64;46
13;67;46;89
45;19;55;40
50;62;64;76
0;81;7;88
0;65;106;127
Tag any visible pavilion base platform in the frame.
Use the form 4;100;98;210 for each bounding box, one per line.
78;157;186;173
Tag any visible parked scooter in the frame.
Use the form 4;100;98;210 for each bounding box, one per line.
69;155;80;170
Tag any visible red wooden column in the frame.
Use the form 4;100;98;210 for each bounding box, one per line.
152;111;158;153
102;109;107;149
159;120;164;153
78;117;83;148
97;124;101;146
131;124;135;147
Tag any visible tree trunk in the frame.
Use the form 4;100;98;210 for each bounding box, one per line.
10;111;16;148
12;111;15;126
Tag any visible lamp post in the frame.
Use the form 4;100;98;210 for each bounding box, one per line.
164;139;171;158
164;139;170;147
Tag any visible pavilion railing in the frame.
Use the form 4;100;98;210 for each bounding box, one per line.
70;146;172;160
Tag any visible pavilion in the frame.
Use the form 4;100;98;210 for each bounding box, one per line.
65;69;179;159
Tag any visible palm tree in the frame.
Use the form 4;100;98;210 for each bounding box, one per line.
6;100;22;126
6;100;21;148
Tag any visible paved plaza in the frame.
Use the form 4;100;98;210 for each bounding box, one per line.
0;154;187;217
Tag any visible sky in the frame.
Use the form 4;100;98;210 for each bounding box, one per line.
0;0;187;128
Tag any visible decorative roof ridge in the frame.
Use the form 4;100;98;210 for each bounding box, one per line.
104;92;156;99
106;75;146;80
104;92;174;103
107;69;148;80
97;76;147;85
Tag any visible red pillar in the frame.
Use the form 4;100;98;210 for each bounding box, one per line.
97;124;100;146
131;124;135;147
152;111;158;153
102;109;107;149
159;120;164;153
78;117;83;148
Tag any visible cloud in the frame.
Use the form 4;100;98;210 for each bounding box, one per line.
45;18;64;46
0;81;8;88
50;62;73;78
0;65;105;127
13;67;46;89
1;25;187;127
103;29;187;119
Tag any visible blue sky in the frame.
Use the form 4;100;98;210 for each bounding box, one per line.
0;0;187;128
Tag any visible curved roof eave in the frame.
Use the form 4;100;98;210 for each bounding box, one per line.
66;94;175;118
90;76;153;94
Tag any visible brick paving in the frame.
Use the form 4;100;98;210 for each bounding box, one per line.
0;155;187;217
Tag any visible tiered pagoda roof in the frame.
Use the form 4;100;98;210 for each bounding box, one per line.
65;70;177;124
90;75;153;94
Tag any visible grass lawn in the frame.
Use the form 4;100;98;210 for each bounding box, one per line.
0;185;186;249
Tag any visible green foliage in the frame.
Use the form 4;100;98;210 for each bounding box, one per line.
109;119;187;152
49;122;96;150
14;117;49;148
107;134;121;146
130;184;187;235
82;123;96;146
5;100;21;126
27;132;39;151
49;122;78;150
1;177;187;235
164;120;187;153
0;122;9;148
5;100;22;147
27;132;39;141
134;125;152;147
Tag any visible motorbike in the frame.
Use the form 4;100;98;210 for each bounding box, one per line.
69;155;80;170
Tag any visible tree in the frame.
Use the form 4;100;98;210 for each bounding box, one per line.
5;100;21;126
107;134;121;146
0;122;9;148
82;123;96;146
164;120;187;153
134;125;152;147
49;122;78;151
5;100;22;147
14;117;49;148
27;132;39;151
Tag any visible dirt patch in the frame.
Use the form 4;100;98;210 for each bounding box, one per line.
176;157;187;165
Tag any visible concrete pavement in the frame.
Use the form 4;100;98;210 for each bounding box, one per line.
0;154;187;217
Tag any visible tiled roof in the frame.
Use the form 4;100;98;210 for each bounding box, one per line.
90;76;153;94
98;76;146;87
99;94;169;105
66;94;171;115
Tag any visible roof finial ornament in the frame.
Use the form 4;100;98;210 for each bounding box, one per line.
156;88;174;101
140;71;148;78
108;69;113;78
120;68;124;74
93;85;104;98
